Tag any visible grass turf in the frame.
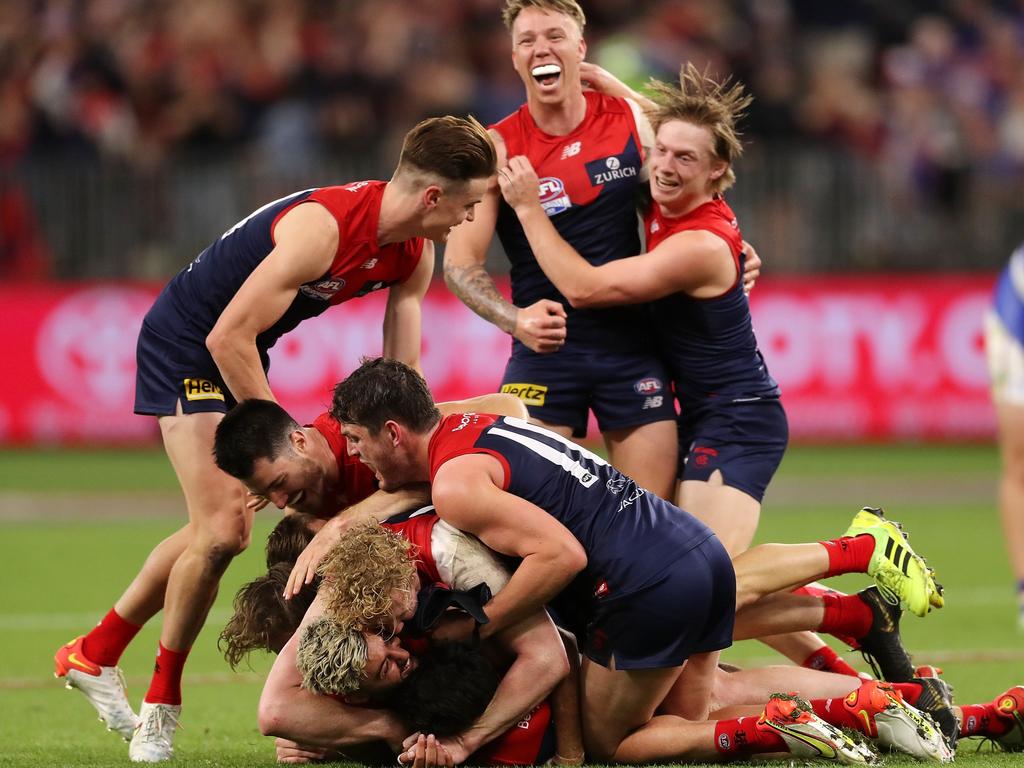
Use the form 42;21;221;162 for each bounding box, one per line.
0;443;1019;767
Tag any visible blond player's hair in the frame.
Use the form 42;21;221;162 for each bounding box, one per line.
646;63;753;194
502;0;585;33
318;521;417;628
395;115;496;191
295;616;367;695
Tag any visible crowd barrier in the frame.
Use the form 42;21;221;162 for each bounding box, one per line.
0;275;996;445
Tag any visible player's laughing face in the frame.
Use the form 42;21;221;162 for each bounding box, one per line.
423;176;489;242
358;632;419;696
648;119;727;211
247;439;331;515
511;7;585;105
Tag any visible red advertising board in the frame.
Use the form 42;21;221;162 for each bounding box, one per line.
0;275;997;445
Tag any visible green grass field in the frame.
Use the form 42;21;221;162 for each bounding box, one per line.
0;444;1020;767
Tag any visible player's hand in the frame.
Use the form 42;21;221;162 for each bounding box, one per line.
427;612;478;644
741;239;761;295
398;734;456;768
514;298;567;353
497;156;542;213
246;490;271;512
284;516;343;599
275;738;330;764
579;61;629;97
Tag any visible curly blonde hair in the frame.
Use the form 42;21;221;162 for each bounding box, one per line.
295;616;368;695
646;63;753;194
318;521;417;628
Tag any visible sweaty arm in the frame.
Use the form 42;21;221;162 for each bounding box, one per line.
259;593;407;750
443;131;567;354
383;240;434;374
498;156;736;306
431;453;587;639
437;393;528;421
206;203;339;402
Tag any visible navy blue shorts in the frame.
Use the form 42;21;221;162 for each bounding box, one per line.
499;347;676;437
575;535;736;670
133;321;239;416
678;397;788;503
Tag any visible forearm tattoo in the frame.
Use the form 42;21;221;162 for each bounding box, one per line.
445;262;517;334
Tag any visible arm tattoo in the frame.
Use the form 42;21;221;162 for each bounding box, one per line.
445;262;517;334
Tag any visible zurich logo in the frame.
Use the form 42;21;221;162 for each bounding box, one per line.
606;156;621;170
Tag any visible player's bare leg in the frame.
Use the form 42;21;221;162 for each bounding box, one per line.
995;402;1024;629
603;420;678;501
659;651;720;721
677;475;760;555
710;663;860;709
579;657;700;762
54;486;190;742
129;410;250;762
114;527;192;625
679;476;850;673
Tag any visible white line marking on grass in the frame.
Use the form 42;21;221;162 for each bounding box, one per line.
0;608;232;631
4;670;263;690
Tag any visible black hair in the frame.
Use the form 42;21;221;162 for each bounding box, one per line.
331;358;440;435
213;399;300;480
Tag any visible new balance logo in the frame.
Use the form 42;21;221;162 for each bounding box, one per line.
560;141;581;159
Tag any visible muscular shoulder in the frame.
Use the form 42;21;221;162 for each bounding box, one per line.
273;200;339;253
489;128;508;166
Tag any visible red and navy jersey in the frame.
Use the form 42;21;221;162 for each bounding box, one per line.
645;198;779;403
491;92;651;352
473;701;555;766
142;181;424;376
429;414;714;598
381;506;444;586
309;412;378;511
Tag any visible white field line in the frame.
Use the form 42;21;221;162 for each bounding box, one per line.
0;608;233;631
6;649;1024;692
3;585;1016;631
4;670;263;690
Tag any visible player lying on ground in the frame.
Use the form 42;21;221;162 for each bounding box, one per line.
53;115;497;763
295;525;955;764
330;357;943;764
258;515;578;765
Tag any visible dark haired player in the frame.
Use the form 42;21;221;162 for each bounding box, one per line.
331;358;943;764
53;115;497;762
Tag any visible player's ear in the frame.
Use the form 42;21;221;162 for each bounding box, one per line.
384;420;402;447
290;429;306;453
709;159;728;181
423;185;443;210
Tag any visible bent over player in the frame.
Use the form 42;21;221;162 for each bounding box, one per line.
331;359;942;764
53;116;496;762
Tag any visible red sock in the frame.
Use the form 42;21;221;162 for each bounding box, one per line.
959;703;1010;737
809;696;865;733
819;535;875;578
801;645;860;678
819;593;874;640
144;642;189;706
713;716;785;758
81;608;143;667
891;682;923;705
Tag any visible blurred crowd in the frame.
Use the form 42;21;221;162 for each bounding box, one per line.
1;0;1023;277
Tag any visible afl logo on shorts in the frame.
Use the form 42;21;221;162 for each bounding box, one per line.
538;177;571;216
183;378;225;402
633;377;663;395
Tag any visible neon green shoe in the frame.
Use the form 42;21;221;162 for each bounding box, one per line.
844;507;943;618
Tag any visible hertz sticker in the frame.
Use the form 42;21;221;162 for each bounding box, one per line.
183;378;225;401
500;383;547;406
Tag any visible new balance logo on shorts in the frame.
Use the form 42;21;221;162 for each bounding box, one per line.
501;383;548;406
183;378;224;401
